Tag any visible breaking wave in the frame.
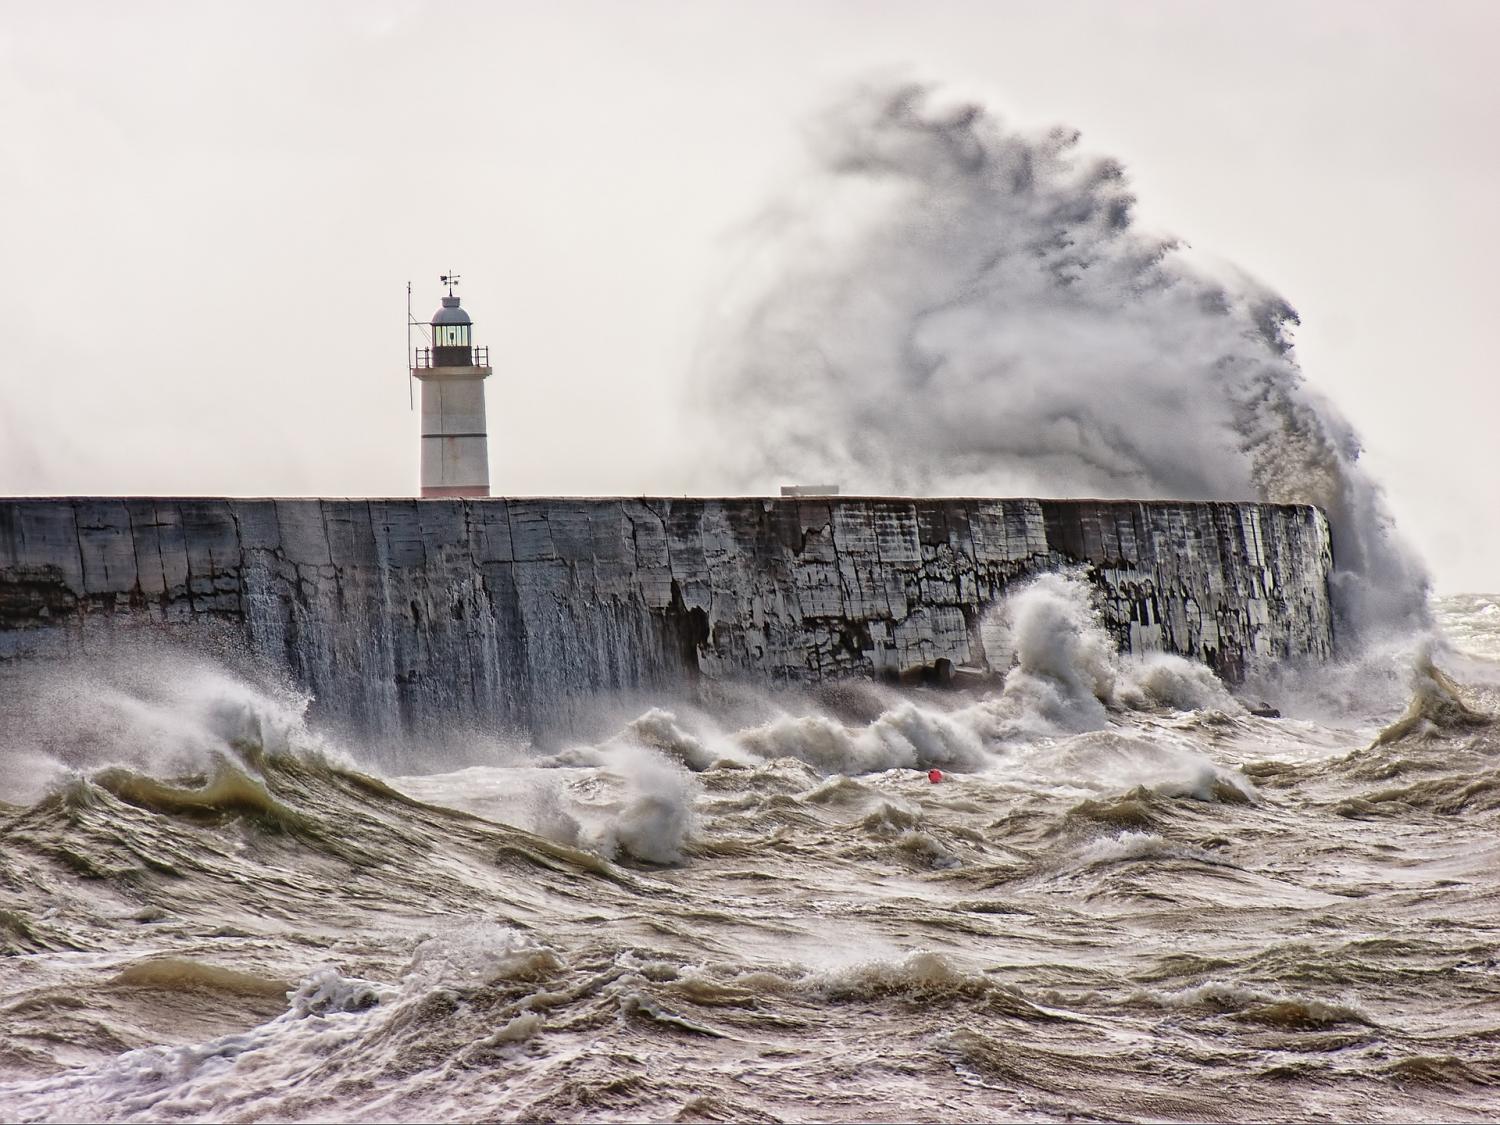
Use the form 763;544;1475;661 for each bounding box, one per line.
2;599;1497;1120
694;80;1429;647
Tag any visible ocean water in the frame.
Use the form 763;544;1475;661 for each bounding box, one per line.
1;582;1497;1122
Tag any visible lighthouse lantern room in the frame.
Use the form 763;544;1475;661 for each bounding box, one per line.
411;274;493;498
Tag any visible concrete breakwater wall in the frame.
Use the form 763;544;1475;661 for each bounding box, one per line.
0;497;1333;738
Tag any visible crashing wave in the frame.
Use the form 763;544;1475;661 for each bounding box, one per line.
694;80;1429;648
1372;652;1491;746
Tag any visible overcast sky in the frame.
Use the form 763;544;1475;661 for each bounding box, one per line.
1;0;1495;591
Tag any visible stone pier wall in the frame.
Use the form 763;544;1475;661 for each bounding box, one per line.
0;497;1333;737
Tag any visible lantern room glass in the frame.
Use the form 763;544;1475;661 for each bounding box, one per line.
434;323;470;348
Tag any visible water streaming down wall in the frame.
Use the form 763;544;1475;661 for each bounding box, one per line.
0;498;1332;738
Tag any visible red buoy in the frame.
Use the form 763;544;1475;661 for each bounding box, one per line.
928;768;944;783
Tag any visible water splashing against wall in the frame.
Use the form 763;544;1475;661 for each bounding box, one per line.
694;81;1428;647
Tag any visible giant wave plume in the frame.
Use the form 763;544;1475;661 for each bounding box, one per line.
693;80;1428;647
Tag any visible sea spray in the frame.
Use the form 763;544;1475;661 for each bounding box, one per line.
985;572;1243;730
0;644;338;805
599;746;699;864
626;575;1253;780
993;572;1115;731
695;80;1429;647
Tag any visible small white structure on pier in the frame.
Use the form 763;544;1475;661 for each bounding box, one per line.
411;275;492;498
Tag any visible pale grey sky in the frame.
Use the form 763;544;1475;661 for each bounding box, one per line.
1;1;1495;591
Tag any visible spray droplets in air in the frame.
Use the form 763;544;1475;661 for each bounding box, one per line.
696;81;1428;644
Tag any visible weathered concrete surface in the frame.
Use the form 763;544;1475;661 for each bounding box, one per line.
0;497;1333;737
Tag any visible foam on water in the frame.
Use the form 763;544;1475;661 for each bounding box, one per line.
1;966;392;1121
1035;730;1257;803
0;591;1495;1122
404;921;566;990
1075;830;1220;867
587;746;699;865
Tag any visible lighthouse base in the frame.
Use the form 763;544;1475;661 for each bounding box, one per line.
414;364;492;499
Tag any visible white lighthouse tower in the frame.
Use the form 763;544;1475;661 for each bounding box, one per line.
412;274;492;498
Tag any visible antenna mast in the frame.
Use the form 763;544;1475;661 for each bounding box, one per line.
405;281;414;410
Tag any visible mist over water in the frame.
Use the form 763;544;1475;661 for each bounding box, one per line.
695;81;1429;645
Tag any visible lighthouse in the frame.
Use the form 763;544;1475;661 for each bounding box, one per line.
411;275;492;498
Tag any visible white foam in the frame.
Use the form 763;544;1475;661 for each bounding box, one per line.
0;646;347;796
573;744;699;865
405;921;565;989
1075;831;1217;867
0;966;391;1121
623;707;747;771
1117;652;1243;714
1041;730;1256;803
543;576;1260;805
286;967;390;1017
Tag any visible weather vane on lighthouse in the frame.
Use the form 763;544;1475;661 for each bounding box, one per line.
408;273;493;499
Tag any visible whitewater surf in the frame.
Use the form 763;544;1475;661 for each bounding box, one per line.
1;582;1496;1121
